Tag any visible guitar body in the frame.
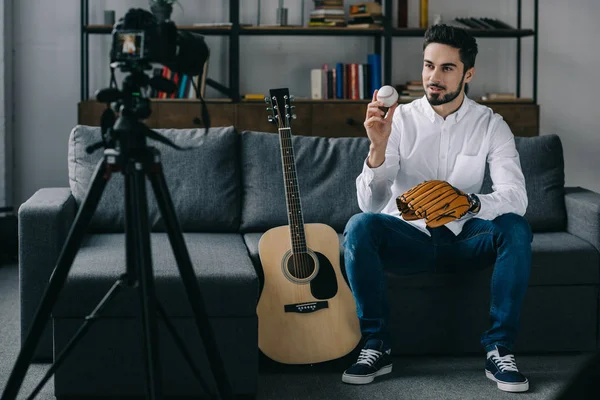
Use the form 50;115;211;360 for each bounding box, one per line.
257;223;361;364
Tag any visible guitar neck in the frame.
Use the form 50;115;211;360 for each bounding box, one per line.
279;127;307;254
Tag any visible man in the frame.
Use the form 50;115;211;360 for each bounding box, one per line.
341;24;532;393
122;34;137;55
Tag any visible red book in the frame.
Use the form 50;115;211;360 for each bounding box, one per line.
350;64;359;100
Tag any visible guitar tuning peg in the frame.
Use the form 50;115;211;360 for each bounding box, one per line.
291;114;297;119
290;105;296;110
268;116;275;123
264;96;270;104
266;107;273;112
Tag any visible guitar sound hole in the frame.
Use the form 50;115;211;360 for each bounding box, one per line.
286;253;315;280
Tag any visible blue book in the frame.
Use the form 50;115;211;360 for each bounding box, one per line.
336;63;344;99
178;74;189;98
367;54;381;97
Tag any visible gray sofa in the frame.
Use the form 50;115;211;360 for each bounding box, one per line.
19;125;600;398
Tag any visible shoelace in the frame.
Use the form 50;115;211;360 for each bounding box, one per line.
356;348;382;366
492;353;519;372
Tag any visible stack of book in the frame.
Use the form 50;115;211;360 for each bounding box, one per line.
348;2;384;28
308;0;346;27
310;54;382;100
479;93;532;102
152;63;208;99
395;81;425;101
453;17;515;30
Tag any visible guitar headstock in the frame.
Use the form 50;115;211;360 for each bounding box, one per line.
265;88;296;129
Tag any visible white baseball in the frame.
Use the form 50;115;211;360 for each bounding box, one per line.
376;85;399;107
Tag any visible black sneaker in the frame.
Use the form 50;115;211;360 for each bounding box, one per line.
342;339;392;385
485;345;529;392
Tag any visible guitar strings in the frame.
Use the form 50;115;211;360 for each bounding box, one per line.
276;96;300;278
282;130;307;278
275;95;309;279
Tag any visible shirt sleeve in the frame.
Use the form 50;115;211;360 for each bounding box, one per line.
475;117;528;220
355;114;402;213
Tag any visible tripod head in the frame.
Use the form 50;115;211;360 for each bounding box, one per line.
89;61;206;155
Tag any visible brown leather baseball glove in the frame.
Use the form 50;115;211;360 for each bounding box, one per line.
395;196;420;221
397;180;471;227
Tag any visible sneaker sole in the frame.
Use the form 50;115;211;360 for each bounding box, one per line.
342;365;393;385
485;370;529;392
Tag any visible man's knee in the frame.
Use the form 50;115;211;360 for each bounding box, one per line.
493;213;533;244
343;213;384;246
344;213;378;235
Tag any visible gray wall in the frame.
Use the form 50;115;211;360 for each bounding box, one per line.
538;0;600;193
8;0;598;207
0;0;13;209
13;0;80;209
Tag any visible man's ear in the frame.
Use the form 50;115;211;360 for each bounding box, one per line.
464;67;475;83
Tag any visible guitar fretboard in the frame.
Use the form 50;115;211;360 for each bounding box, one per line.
279;127;307;255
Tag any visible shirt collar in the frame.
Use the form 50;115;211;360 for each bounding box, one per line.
419;94;471;124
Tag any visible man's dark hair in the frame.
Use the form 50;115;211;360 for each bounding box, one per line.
423;24;478;72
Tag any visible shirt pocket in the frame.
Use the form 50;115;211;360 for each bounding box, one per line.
448;154;486;192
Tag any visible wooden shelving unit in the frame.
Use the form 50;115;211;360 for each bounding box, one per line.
79;0;540;135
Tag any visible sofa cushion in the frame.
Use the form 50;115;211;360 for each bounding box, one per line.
243;231;599;287
68;125;241;233
482;134;567;232
53;233;259;317
239;130;370;233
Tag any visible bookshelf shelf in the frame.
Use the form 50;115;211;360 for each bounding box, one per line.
153;98;234;103
391;28;535;38
83;24;533;39
84;24;233;35
240;26;383;36
242;98;372;103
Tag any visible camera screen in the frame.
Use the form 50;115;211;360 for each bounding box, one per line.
115;31;145;61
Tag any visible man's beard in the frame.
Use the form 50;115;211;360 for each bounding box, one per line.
426;73;465;106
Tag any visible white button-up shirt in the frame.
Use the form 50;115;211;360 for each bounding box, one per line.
357;95;528;236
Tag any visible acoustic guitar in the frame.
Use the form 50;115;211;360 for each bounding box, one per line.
256;88;361;364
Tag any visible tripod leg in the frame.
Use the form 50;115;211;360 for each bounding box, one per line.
128;167;163;400
1;159;110;400
155;300;211;394
148;163;233;400
25;278;127;400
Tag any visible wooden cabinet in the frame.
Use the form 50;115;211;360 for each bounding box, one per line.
79;100;539;138
311;103;367;138
78;100;163;128
154;101;236;129
237;103;312;136
486;104;539;137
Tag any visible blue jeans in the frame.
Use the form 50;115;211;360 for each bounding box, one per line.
342;212;533;352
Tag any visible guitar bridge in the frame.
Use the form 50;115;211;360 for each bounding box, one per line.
284;301;328;314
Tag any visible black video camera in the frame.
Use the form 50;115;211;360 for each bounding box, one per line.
110;7;209;77
96;7;211;135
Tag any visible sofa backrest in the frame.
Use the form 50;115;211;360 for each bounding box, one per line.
240;131;567;233
239;130;370;233
481;134;567;232
68;125;567;234
68;125;241;233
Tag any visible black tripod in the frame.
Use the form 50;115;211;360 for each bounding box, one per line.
1;70;231;400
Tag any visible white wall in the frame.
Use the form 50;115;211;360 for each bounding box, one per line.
13;0;80;208
9;0;597;206
538;0;600;193
0;0;13;209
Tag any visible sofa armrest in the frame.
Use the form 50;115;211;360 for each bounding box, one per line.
565;186;600;254
19;188;76;361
